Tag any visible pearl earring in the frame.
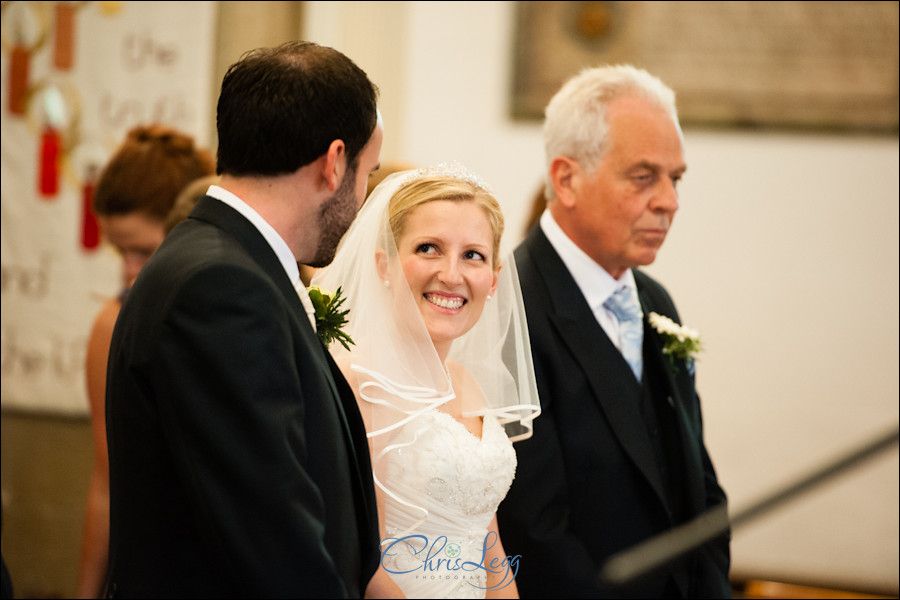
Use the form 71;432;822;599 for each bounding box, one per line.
383;280;391;288
486;294;492;301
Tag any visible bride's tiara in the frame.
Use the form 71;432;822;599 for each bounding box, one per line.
396;162;493;194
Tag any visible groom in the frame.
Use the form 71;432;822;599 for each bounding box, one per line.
104;42;383;597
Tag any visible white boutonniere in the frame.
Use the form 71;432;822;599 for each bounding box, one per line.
648;312;702;372
307;285;355;351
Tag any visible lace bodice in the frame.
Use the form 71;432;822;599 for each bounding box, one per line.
387;410;516;519
379;410;517;598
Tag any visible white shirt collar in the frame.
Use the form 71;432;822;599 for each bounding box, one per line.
205;185;301;286
539;209;636;310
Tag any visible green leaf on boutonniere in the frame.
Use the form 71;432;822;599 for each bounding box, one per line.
307;285;355;351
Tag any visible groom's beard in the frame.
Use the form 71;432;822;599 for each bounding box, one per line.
309;164;359;268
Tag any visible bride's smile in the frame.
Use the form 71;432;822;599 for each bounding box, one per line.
425;292;466;311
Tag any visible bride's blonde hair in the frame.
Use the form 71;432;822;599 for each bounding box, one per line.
388;174;505;268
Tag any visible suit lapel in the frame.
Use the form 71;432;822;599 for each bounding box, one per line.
638;285;683;408
190;196;372;500
522;228;669;507
638;281;706;514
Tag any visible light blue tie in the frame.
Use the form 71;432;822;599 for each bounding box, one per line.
604;286;643;382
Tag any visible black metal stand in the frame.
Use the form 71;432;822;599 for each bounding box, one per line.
598;424;900;587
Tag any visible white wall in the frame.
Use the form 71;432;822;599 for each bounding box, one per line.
306;1;899;592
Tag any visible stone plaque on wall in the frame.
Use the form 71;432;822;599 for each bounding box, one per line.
511;1;899;131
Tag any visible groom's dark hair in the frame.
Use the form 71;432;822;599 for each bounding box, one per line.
216;41;379;177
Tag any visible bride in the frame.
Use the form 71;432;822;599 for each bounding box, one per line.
313;164;540;599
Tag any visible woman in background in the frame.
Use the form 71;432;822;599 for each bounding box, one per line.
77;124;215;598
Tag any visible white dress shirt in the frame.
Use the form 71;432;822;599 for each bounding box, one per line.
205;185;316;330
539;210;640;354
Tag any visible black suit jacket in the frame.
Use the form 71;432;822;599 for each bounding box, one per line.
497;226;730;598
104;196;380;598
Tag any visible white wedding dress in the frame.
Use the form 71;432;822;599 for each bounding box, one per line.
378;409;517;599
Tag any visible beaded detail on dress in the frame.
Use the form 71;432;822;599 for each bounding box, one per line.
380;410;517;599
387;410;514;517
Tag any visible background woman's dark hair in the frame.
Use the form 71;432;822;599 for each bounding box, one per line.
93;124;216;220
216;41;379;177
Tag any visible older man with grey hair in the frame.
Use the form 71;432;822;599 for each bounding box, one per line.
498;65;731;598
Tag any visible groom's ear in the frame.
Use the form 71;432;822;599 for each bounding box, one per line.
322;139;347;192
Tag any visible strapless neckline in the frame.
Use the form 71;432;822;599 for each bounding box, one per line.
430;408;497;443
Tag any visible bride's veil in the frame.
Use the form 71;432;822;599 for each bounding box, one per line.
312;164;541;534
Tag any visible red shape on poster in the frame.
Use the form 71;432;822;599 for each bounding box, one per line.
81;168;100;249
9;45;29;115
39;127;61;197
54;2;76;71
